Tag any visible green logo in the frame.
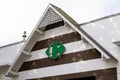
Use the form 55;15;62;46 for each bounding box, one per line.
45;41;65;60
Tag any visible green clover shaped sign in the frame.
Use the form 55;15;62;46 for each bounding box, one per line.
45;41;65;60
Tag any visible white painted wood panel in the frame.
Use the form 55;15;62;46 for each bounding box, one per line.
38;25;74;41
16;59;117;80
81;15;120;61
26;41;93;61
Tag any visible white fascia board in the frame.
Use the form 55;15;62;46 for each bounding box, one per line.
50;5;117;61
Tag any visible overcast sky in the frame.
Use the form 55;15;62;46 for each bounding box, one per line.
0;0;120;46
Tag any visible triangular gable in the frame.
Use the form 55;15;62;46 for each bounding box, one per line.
5;4;117;77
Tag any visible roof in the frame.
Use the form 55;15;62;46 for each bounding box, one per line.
0;41;24;48
5;4;118;77
79;12;120;26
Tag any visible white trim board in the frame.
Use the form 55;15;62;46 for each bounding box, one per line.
17;59;117;80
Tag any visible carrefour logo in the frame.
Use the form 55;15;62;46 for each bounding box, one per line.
45;41;65;60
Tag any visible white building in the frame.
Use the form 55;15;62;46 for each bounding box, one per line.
0;4;120;80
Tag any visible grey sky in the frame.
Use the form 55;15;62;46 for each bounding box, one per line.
0;0;120;46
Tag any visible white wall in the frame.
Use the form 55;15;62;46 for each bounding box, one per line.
38;24;75;41
2;14;120;80
81;14;120;80
11;18;120;80
81;15;120;61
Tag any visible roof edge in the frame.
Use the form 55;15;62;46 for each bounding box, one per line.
0;41;25;48
79;12;120;26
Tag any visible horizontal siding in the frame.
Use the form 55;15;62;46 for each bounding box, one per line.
26;41;93;61
16;19;118;80
19;49;101;72
44;20;64;31
17;59;117;80
38;24;74;41
32;32;81;51
28;68;117;80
